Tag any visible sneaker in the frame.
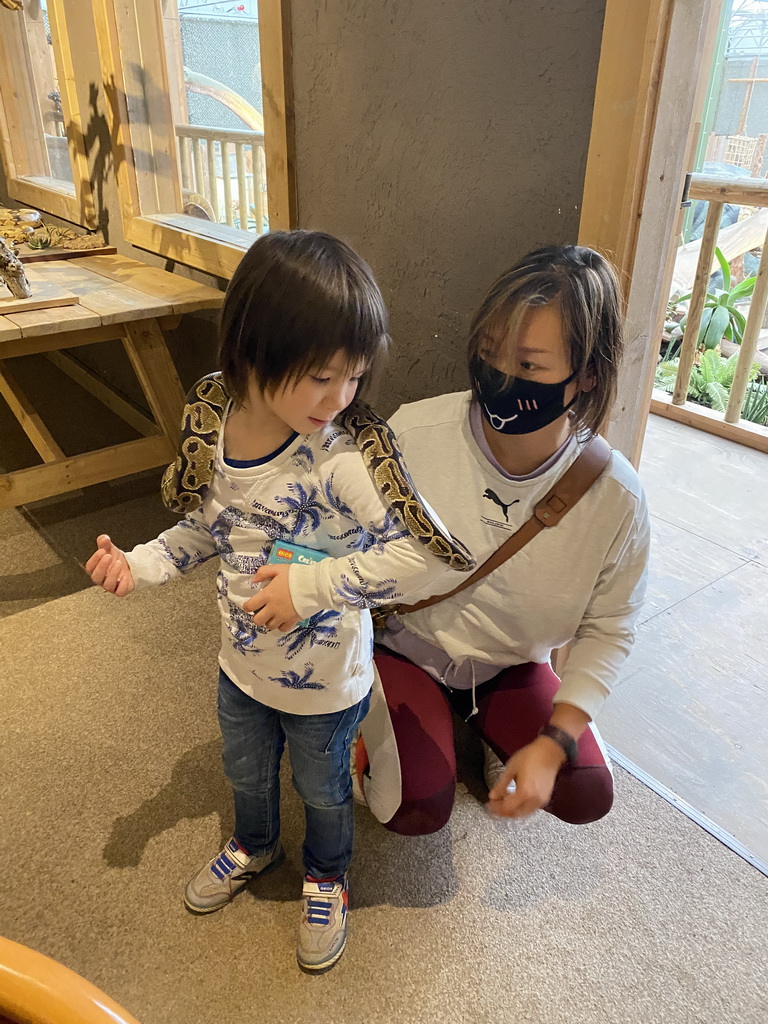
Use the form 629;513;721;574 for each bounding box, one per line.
482;741;514;794
184;837;284;914
349;731;368;806
296;873;349;972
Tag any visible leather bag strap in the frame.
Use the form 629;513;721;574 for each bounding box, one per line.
395;434;612;616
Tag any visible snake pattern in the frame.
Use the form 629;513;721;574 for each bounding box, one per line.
161;373;475;573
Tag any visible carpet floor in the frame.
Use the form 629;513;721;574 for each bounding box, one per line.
1;569;766;1024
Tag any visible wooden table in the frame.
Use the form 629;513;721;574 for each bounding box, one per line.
0;254;224;510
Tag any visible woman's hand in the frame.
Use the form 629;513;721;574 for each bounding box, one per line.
85;534;135;597
244;564;300;632
487;736;566;819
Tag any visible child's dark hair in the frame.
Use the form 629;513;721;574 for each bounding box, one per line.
219;230;390;404
468;245;624;434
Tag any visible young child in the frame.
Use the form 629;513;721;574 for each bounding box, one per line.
269;244;651;837
85;230;463;973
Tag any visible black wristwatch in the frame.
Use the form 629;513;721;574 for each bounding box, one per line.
539;724;578;765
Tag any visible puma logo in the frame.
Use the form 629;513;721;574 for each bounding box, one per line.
483;488;519;522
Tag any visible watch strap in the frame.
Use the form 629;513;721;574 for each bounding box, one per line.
539;724;578;764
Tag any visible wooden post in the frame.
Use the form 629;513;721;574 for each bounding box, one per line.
192;135;204;196
178;132;191;190
257;0;297;229
725;230;768;422
206;139;219;221
672;199;723;405
579;0;721;466
221;141;233;226
235;143;249;231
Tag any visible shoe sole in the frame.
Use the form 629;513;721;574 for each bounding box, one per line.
297;936;347;974
183;845;285;915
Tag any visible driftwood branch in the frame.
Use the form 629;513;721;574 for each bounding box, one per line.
0;237;32;299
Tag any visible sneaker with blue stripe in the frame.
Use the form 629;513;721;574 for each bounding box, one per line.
184;836;283;914
296;872;349;972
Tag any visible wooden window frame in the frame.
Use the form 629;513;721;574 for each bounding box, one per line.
0;0;97;227
93;0;297;278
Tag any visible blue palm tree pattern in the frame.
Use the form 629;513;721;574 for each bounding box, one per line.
292;444;315;471
217;574;267;656
335;566;401;609
268;662;325;690
322;473;356;519
274;482;330;537
356;511;409;555
210;507;286;573
158;540;208;572
277;609;341;658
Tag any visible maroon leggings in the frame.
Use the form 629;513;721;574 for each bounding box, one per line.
371;648;613;835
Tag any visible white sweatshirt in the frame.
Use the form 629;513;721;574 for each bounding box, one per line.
125;407;450;715
290;391;650;722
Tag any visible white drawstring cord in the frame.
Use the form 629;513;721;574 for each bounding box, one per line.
465;661;479;720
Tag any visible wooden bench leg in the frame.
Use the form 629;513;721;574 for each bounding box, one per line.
121;319;186;442
0;359;64;463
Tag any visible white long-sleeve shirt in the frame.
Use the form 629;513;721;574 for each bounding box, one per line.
125;408;450;714
289;391;650;721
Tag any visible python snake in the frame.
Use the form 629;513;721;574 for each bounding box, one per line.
161;373;475;573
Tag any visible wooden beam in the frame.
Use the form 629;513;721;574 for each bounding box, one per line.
650;393;768;455
257;0;298;229
0;359;64;463
121;319;186;441
0;323;124;359
45;350;160;437
689;173;768;207
47;0;99;228
580;0;721;466
579;0;674;281
0;434;173;510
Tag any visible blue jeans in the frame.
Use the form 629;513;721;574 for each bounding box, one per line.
217;669;370;879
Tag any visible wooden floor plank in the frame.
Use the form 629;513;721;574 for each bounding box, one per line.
601;412;768;865
601;560;768;863
641;413;768;566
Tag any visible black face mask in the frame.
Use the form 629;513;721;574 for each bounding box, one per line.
472;356;578;435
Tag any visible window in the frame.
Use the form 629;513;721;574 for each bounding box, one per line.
94;0;296;276
0;0;96;226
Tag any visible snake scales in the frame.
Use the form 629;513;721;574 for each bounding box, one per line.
161;373;475;573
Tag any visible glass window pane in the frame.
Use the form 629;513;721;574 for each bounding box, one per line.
161;0;268;235
28;0;74;187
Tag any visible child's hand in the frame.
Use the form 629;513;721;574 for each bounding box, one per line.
243;564;300;632
85;534;135;597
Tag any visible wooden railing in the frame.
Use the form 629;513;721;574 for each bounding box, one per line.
175;124;267;234
653;172;768;453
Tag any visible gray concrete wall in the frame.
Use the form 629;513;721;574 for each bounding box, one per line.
291;0;606;413
1;0;605;419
